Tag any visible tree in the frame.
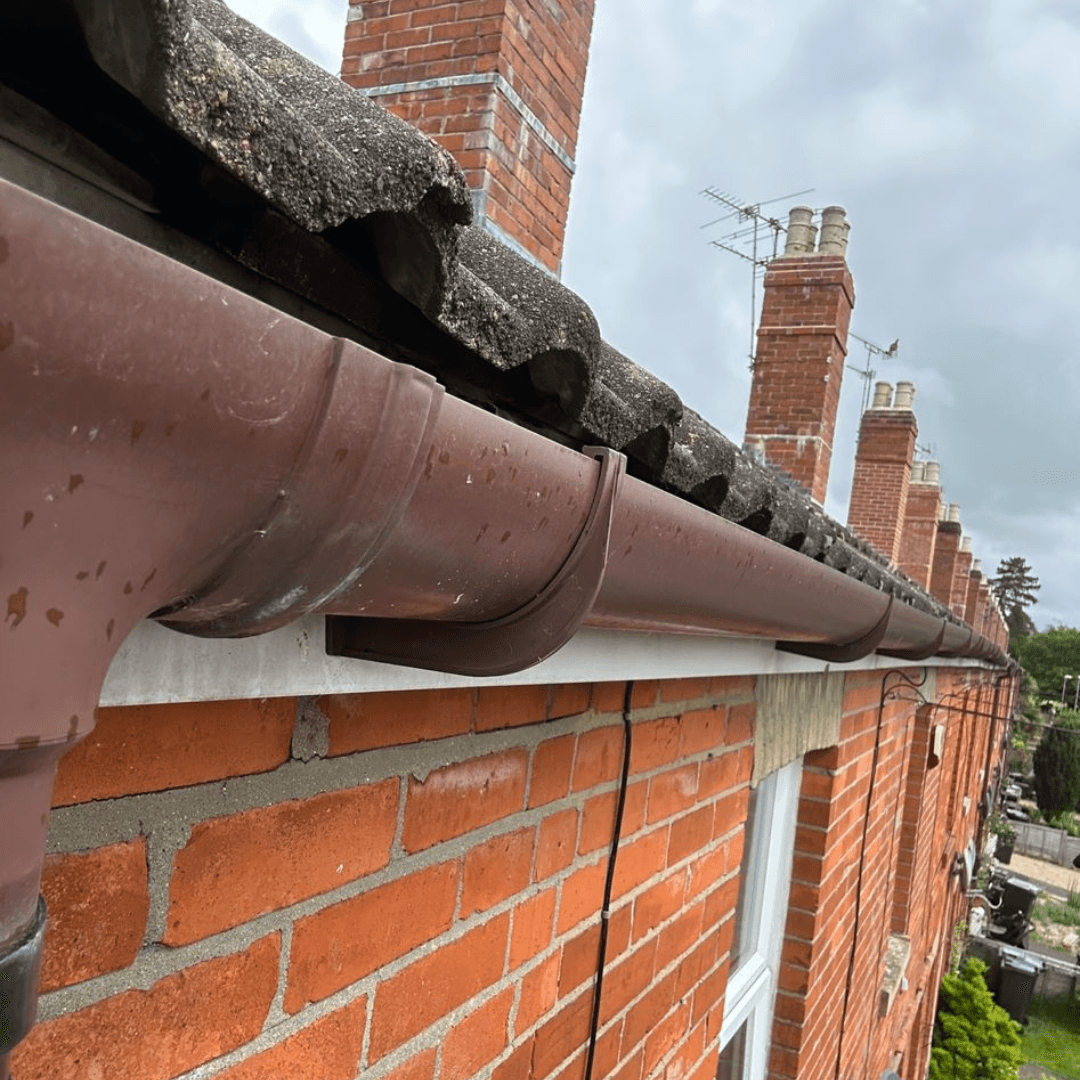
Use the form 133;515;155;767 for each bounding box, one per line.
1012;625;1080;700
1033;709;1080;817
988;556;1040;638
929;957;1022;1080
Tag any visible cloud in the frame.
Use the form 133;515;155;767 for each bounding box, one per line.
226;0;346;73
804;83;975;182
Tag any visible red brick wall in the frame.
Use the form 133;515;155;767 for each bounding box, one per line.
847;409;917;563
951;548;973;619
770;667;1008;1079
341;0;595;272
929;521;962;607
975;582;990;639
897;479;940;589
744;256;855;504
17;662;1009;1080
963;571;982;626
16;678;753;1080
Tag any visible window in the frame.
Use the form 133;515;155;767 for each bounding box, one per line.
717;758;801;1079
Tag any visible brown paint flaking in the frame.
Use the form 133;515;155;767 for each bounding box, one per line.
141;568;157;590
130;419;146;443
22;510;33;528
334;448;348;465
106;618;115;640
68;474;84;494
96;560;107;579
46;607;64;626
123;581;133;594
7;587;28;627
76;571;89;580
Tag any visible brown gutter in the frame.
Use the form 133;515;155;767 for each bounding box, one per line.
0;178;1006;1065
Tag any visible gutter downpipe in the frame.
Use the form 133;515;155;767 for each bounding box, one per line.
0;179;1005;1066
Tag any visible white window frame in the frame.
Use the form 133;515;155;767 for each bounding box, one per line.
718;757;802;1078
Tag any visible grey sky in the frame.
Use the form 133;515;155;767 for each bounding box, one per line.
228;0;1078;629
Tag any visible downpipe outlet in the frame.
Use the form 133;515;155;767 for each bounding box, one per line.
0;745;64;1073
0;897;46;1080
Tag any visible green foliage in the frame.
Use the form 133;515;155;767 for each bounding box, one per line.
1035;888;1080;929
1033;710;1080;817
990;556;1041;639
1047;810;1080;837
1013;626;1080;700
1021;994;1080;1077
929;958;1022;1080
989;812;1017;841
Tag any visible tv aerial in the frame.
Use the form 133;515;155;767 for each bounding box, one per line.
700;186;815;369
847;333;899;415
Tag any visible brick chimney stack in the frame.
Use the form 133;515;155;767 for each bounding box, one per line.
341;0;596;274
975;579;991;638
929;503;963;607
965;558;982;626
846;380;918;562
897;461;941;589
952;537;974;618
743;205;855;504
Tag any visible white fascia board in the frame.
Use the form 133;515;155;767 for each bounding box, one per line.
99;617;994;707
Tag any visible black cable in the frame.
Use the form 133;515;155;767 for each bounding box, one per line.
583;679;634;1080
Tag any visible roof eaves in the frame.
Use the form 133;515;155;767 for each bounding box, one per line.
3;0;971;638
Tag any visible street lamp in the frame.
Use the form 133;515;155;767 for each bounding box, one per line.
1062;674;1073;704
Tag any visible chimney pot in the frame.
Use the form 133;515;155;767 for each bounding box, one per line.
871;381;893;409
910;461;926;483
960;536;972;553
923;461;941;485
818;206;849;255
948;503;961;524
784;206;817;255
972;559;982;574
893;381;915;410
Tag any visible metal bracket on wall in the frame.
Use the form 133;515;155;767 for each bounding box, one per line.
325;447;625;677
777;594;894;663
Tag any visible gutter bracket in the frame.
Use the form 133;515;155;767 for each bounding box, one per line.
325;447;625;676
878;619;947;662
777;594;893;663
